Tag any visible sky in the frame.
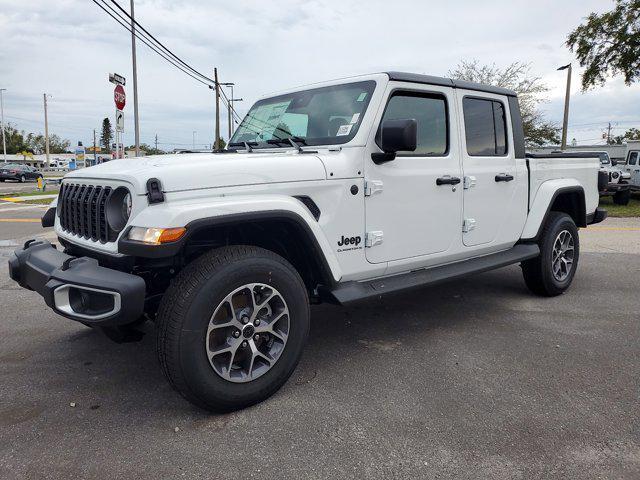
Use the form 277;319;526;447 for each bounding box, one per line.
0;0;638;151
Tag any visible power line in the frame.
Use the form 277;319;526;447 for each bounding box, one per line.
93;0;248;123
92;1;213;89
94;0;241;120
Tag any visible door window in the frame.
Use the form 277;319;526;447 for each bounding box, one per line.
629;152;638;165
463;97;508;156
378;92;448;156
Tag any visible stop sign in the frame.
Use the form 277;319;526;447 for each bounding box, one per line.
114;85;126;110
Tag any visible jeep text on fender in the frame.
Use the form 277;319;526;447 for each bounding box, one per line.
8;72;606;412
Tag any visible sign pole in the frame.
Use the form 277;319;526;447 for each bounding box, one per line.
130;0;140;157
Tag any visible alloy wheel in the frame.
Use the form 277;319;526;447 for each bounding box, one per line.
206;283;290;383
552;230;574;282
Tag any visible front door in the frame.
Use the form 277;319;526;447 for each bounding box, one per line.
364;85;462;264
457;92;518;247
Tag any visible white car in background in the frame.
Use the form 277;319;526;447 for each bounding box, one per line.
596;151;631;205
624;141;640;192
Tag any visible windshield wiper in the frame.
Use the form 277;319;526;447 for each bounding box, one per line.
267;136;308;153
228;141;258;152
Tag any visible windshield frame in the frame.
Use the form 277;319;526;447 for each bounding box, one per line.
229;80;377;149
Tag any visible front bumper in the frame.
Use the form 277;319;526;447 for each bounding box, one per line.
600;182;630;194
8;239;146;326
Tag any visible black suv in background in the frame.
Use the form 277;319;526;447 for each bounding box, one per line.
0;164;43;183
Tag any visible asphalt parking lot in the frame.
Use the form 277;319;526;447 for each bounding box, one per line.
0;205;638;479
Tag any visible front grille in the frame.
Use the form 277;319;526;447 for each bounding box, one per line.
58;183;115;243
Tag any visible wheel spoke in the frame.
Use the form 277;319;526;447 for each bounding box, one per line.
206;282;290;383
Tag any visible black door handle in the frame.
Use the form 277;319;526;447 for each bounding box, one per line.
495;173;514;182
436;176;461;186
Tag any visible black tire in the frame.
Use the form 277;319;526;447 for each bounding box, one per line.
156;245;310;412
0;179;4;182
521;212;580;297
613;189;630;205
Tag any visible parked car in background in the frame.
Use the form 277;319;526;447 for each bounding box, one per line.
624;144;640;192
0;164;44;183
596;152;631;205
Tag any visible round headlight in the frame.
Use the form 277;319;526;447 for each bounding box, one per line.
612;171;619;179
106;187;132;233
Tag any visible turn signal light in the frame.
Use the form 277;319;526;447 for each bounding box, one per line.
128;226;186;245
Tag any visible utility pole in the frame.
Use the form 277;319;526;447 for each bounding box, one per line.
607;122;612;145
43;93;51;167
192;131;196;150
130;0;140;156
155;133;158;151
93;128;97;165
214;68;220;150
0;88;6;163
557;63;572;150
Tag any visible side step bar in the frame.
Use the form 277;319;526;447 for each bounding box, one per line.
325;243;540;305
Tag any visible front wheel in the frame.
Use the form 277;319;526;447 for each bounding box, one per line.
521;212;580;297
19;175;25;183
156;245;310;412
613;189;630;205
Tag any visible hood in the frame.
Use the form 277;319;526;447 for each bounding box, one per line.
64;151;328;194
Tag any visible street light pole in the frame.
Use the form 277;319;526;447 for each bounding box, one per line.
192;131;196;150
0;88;6;163
130;0;140;157
557;63;572;150
43;93;51;167
224;84;235;140
230;98;242;136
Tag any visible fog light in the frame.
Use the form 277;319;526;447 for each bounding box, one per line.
128;226;186;244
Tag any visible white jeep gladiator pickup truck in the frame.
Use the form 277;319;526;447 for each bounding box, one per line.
9;72;607;411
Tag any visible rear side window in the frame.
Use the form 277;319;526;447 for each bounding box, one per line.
463;97;508;156
629;152;638;165
379;92;448;156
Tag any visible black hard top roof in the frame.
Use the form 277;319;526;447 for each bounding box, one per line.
385;71;518;97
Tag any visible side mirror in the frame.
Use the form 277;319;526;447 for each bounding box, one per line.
372;119;417;164
611;159;618;166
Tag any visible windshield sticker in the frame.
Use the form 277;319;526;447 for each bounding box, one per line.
356;92;367;102
350;113;360;124
336;124;353;136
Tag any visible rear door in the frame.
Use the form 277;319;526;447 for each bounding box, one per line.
457;92;520;247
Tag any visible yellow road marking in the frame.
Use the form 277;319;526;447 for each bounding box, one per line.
0;218;41;223
0;197;21;202
587;226;640;231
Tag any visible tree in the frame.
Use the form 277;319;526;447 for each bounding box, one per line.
448;60;560;147
100;118;113;152
612;127;640;144
566;0;640;90
1;124;28;154
24;132;69;154
126;143;166;155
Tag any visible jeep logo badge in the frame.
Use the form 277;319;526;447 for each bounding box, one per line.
337;235;361;247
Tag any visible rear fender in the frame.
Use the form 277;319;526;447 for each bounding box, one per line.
521;179;586;240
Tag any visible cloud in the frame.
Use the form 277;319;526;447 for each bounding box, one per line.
0;0;637;149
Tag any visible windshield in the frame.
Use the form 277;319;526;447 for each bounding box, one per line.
599;153;610;165
230;81;376;148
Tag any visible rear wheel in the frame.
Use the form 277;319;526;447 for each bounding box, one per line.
156;245;309;412
613;189;630;205
522;212;579;297
20;175;25;183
